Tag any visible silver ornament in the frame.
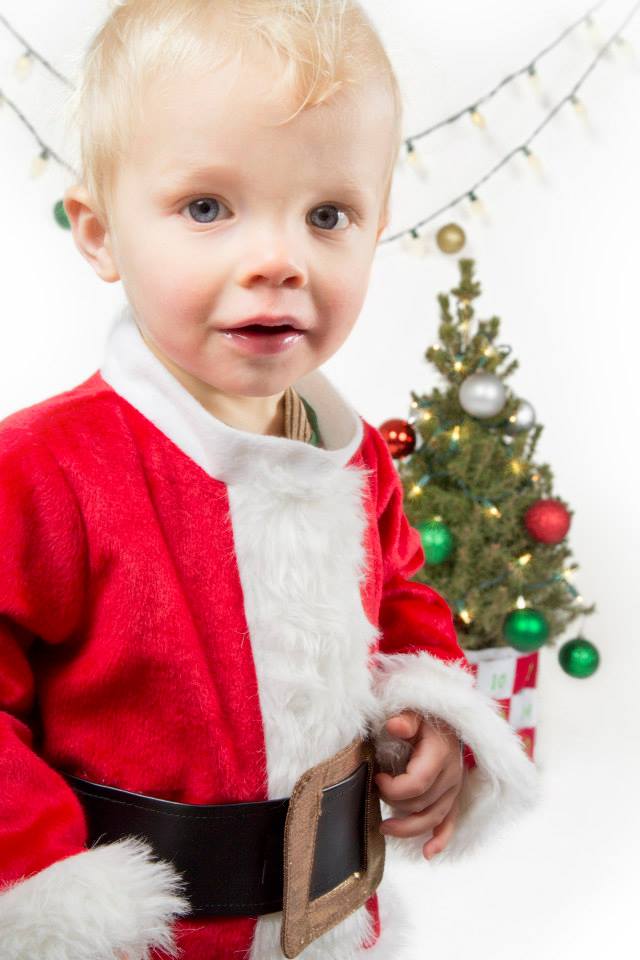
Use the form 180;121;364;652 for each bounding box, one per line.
505;399;536;435
459;372;506;419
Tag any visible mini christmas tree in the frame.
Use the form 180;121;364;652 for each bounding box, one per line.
382;258;596;667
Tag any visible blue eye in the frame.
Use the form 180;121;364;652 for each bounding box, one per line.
309;204;351;231
181;197;352;230
183;197;228;224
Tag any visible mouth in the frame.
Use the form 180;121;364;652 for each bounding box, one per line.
220;323;306;355
225;323;299;334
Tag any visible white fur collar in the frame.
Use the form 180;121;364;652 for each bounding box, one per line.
99;303;364;485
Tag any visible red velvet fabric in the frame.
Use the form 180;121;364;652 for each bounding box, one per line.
0;372;474;957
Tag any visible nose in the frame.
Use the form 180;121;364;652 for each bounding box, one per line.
236;234;307;289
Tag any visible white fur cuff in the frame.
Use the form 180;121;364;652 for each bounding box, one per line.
0;837;192;960
368;651;542;865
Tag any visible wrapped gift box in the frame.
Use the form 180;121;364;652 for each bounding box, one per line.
463;646;539;760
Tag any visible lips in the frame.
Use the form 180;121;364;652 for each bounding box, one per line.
223;315;306;331
220;323;305;355
231;323;297;333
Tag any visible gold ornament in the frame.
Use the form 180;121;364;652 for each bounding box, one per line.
436;223;466;254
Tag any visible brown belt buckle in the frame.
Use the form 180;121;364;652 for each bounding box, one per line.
280;736;385;958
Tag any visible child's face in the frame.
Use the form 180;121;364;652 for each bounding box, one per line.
73;51;394;404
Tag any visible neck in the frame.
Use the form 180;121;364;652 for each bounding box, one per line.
206;391;287;436
137;325;287;436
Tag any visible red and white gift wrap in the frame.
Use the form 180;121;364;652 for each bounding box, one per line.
0;305;540;960
464;648;539;760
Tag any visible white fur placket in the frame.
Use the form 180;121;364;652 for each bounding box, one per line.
99;303;402;959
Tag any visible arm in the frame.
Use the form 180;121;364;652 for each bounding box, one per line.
365;422;541;864
0;423;189;960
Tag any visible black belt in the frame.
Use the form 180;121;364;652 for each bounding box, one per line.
62;762;369;918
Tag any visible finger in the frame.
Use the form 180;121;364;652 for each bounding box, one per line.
424;796;460;860
380;764;461;816
375;725;446;802
379;784;459;838
385;710;420;739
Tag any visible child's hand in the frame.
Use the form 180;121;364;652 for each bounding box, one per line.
374;709;465;861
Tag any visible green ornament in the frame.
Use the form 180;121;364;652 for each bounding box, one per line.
558;636;599;678
503;607;549;651
417;518;454;564
54;199;70;229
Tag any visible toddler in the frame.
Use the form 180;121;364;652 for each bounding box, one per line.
0;2;540;959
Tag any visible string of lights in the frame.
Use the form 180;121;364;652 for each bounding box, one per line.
0;86;75;176
404;0;606;149
0;12;73;88
402;357;595;629
0;2;607;150
383;0;640;248
0;0;632;232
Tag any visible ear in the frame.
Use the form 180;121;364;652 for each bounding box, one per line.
63;184;120;283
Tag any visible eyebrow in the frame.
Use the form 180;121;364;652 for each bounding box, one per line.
154;163;374;204
157;164;238;188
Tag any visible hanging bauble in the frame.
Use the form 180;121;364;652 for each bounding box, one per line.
417;518;455;564
524;498;571;544
459;372;507;418
503;607;550;651
54;199;71;229
378;419;416;459
558;636;600;678
436;223;466;254
504;399;536;435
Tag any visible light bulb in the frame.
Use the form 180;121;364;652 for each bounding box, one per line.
30;150;50;178
523;147;544;176
402;230;428;257
614;35;635;62
15;51;33;80
468;192;487;217
571;95;586;115
405;142;428;180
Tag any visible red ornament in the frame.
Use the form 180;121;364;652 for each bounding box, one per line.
524;498;571;544
378;418;416;459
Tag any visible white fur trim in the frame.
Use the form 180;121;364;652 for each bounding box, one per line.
368;651;542;865
0;837;191;960
355;873;414;959
248;873;414;960
99;302;364;485
97;299;424;958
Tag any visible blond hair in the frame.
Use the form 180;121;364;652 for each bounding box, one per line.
63;0;403;230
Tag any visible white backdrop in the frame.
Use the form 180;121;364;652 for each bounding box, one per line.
1;1;639;957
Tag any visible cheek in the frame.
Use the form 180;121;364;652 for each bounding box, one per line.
119;230;213;320
320;255;372;324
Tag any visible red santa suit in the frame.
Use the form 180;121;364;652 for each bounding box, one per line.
0;304;540;960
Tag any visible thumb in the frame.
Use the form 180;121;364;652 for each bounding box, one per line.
385;709;420;739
